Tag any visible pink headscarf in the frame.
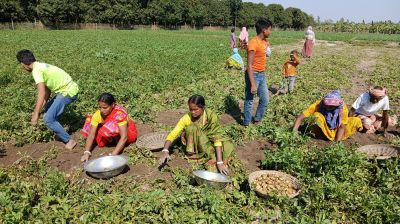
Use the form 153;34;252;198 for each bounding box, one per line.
239;27;248;42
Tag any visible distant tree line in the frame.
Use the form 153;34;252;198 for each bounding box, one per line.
1;0;398;33
315;18;400;34
0;0;315;29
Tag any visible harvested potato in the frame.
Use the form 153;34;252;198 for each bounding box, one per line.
252;173;297;197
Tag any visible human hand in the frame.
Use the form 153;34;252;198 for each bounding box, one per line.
217;163;230;176
31;112;39;126
251;84;257;94
159;152;171;165
292;128;300;135
383;131;394;138
81;153;90;162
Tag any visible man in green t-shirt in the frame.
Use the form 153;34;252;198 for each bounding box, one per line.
17;49;79;149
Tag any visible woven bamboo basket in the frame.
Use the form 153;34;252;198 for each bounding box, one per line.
136;132;168;151
357;144;399;160
248;170;301;198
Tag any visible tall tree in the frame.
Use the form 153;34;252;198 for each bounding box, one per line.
0;0;24;29
285;7;309;30
237;2;266;28
228;0;242;27
265;4;290;28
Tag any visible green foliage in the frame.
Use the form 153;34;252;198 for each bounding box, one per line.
0;29;399;223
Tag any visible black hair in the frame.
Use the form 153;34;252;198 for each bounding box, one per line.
255;18;273;34
231;28;235;33
16;49;36;65
188;95;205;108
98;93;116;105
290;49;299;55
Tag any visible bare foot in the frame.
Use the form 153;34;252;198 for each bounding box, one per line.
65;139;77;150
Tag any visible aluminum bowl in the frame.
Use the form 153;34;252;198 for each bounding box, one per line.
84;155;128;179
193;170;231;189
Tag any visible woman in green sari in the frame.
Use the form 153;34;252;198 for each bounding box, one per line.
160;95;234;175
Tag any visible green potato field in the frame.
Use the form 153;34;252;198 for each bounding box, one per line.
0;29;399;223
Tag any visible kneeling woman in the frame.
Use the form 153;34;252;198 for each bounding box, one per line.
293;90;362;141
160;95;234;175
80;93;138;162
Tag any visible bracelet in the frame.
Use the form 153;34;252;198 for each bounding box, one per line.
84;151;91;155
216;161;224;165
162;149;169;153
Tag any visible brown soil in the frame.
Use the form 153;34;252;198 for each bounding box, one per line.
236;140;274;172
344;48;378;105
155;109;186;126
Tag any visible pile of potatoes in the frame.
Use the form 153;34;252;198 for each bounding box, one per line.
253;173;297;197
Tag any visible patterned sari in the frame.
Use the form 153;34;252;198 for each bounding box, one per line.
81;105;138;147
182;109;234;171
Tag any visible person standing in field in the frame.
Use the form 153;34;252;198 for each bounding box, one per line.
238;26;249;49
230;27;236;49
302;26;315;58
278;49;300;94
243;18;273;126
348;86;397;137
16;49;79;149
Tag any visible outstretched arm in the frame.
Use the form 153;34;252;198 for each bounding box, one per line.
382;110;389;136
32;82;47;125
81;125;98;162
293;113;306;131
335;124;346;142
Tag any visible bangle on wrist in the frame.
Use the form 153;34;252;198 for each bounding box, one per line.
162;148;169;153
84;151;91;155
216;161;224;165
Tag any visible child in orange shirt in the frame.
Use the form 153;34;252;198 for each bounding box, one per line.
279;50;300;94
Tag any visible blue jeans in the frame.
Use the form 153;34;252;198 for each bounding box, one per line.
244;71;269;126
281;76;296;93
43;94;77;143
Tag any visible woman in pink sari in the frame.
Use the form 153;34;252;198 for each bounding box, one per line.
302;26;315;58
80;93;138;162
239;27;249;49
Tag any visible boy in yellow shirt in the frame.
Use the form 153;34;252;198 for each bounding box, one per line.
17;49;79;149
278;50;300;94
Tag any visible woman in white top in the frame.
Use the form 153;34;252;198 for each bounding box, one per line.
349;86;397;136
301;26;315;58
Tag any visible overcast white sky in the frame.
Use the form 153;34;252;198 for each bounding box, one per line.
245;0;400;23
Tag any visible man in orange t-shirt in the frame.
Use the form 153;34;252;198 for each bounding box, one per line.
243;18;273;126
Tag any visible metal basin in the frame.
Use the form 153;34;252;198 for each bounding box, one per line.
193;170;231;189
84;155;128;179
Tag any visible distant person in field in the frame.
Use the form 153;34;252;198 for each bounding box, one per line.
349;86;397;137
277;49;300;94
238;26;249;49
230;27;236;49
302;26;315;58
16;49;79;150
80;93;138;162
293;90;363;141
225;48;244;71
243;18;273;126
159;95;234;175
